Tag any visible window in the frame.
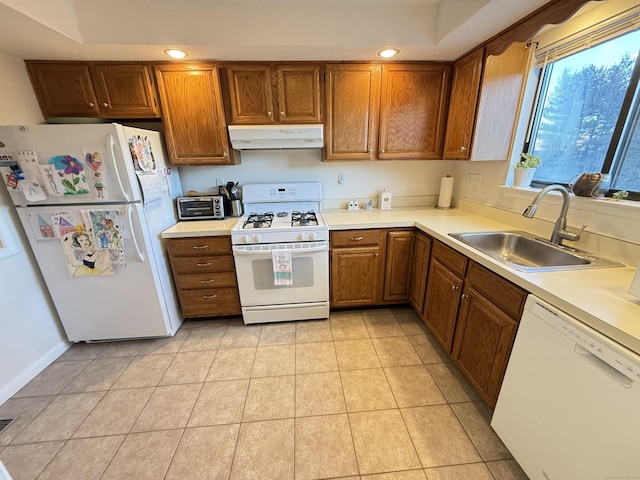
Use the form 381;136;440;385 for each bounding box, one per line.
525;28;640;199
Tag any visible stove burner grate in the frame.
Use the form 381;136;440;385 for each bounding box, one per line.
243;212;274;229
291;210;318;227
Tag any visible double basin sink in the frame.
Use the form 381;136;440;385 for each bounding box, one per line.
449;230;623;272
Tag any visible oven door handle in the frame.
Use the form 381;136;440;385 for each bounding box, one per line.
233;244;328;255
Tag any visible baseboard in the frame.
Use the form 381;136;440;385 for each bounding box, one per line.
0;340;71;405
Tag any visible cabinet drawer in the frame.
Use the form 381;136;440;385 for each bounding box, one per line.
179;288;241;317
466;261;527;319
432;240;467;277
166;236;232;257
175;272;237;290
171;255;235;274
331;229;381;247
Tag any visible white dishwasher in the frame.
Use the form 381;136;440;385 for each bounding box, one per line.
491;294;640;480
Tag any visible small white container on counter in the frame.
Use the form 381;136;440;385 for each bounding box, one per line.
379;189;392;209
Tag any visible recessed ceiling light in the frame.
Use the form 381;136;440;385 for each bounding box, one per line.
164;49;188;59
377;48;399;58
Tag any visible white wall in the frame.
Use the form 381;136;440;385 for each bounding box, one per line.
178;150;454;209
0;50;68;404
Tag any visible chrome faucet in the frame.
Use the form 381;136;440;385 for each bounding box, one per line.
522;184;586;246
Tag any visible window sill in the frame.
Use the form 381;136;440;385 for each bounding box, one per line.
498;185;640;217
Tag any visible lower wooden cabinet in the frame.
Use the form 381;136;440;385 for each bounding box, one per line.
421;240;467;350
452;261;527;407
408;231;432;315
330;228;415;308
411;237;528;409
330;230;383;308
165;236;241;318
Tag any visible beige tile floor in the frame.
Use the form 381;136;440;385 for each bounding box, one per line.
0;307;530;480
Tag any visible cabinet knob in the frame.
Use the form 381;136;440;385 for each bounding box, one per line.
280;111;285;116
461;293;469;299
451;285;458;291
381;149;385;153
368;149;372;154
89;102;95;108
103;102;110;108
460;146;467;152
374;253;380;257
223;152;228;158
267;111;272;116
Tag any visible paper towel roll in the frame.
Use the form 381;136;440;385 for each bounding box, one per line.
437;175;454;209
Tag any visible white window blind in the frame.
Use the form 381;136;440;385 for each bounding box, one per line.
534;5;640;67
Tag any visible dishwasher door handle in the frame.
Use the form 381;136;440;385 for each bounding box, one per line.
574;344;633;388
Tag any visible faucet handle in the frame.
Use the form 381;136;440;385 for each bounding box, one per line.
560;224;587;242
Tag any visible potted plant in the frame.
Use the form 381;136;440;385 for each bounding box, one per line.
513;153;541;187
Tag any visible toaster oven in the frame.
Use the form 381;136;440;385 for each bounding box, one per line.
177;196;225;220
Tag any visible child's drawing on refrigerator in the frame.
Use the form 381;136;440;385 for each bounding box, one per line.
61;230;113;276
88;210;123;249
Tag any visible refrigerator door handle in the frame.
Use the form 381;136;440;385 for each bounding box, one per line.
126;204;145;262
108;134;131;202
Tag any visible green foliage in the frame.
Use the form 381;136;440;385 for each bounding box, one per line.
517;153;541;168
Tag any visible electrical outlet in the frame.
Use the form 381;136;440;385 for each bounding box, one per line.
216;178;225;187
338;173;346;187
467;173;482;190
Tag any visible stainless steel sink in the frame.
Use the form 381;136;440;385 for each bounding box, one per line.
449;231;624;272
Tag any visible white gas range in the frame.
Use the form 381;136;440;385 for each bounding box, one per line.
231;182;329;324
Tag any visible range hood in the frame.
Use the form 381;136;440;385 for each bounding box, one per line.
228;124;323;150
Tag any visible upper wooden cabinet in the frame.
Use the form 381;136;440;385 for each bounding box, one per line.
324;63;450;161
443;42;531;160
378;64;450;160
26;62;160;119
442;49;484;160
155;63;234;166
324;64;381;161
224;64;322;124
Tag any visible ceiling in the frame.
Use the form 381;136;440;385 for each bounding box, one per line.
0;0;554;62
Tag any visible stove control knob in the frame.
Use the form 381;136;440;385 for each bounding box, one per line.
243;235;251;244
253;234;262;243
308;232;317;241
298;233;307;241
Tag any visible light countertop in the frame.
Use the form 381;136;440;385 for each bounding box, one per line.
161;207;640;354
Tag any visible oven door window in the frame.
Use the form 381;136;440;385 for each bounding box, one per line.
251;257;313;289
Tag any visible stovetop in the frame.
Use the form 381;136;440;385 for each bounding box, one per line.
230;182;328;244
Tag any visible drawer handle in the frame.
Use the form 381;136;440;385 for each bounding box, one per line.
349;236;364;241
196;262;212;267
191;245;209;250
200;279;215;284
202;294;217;299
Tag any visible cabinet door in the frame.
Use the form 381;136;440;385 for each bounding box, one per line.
226;64;276;124
324;64;380;161
422;259;463;351
383;230;415;302
452;287;518;407
408;232;432;315
26;62;100;117
330;247;382;307
276;65;322;123
442;48;484;159
91;64;159;118
155;64;233;165
379;64;450;160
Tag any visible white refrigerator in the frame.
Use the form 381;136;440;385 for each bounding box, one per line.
0;123;183;342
